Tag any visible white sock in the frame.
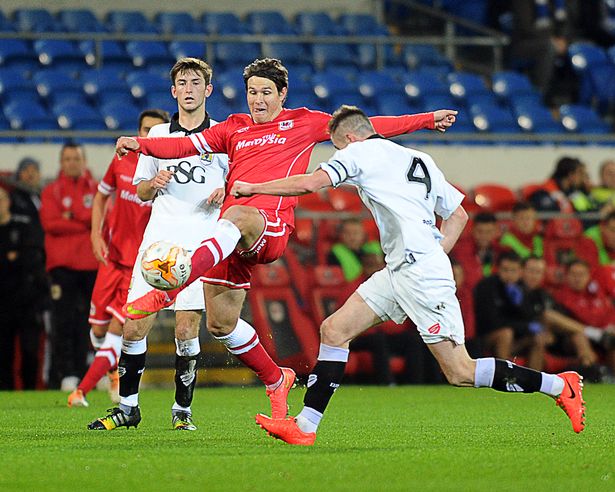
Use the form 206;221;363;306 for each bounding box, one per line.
584;326;603;343
89;329;105;350
120;395;138;410
201;219;241;265
95;332;123;367
172;403;192;414
540;373;565;396
122;337;147;355
214;319;259;355
296;407;323;433
175;337;200;357
474;358;495;387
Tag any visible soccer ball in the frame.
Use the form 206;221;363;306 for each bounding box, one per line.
140;241;191;291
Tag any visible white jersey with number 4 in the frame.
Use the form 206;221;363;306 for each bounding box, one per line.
320;136;464;270
128;116;229;310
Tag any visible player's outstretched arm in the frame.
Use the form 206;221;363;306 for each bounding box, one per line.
439;205;468;254
231;169;333;198
369;109;458;137
115;134;200;160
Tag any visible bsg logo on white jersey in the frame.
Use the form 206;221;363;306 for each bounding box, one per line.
166;161;208;184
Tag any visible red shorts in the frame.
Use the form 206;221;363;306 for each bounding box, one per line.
89;261;132;325
203;209;292;289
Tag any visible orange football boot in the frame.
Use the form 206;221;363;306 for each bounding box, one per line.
555;371;586;433
123;289;174;319
266;367;296;419
255;414;316;446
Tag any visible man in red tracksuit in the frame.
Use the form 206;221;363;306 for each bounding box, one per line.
40;142;98;390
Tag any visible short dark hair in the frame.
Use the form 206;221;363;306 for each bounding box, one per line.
170;57;213;86
328;105;374;136
473;212;497;224
567;258;589;270
522;254;544;266
243;58;288;93
60;141;83;157
512;201;535;214
551;156;582;181
138;109;170;129
498;251;522;266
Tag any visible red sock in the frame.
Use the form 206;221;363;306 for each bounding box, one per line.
233;342;282;386
167;238;223;301
78;353;113;394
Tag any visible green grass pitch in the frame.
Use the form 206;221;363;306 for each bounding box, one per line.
1;384;614;492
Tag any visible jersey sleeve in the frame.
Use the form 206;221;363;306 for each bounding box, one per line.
370;113;435;137
98;157;117;195
308;110;335;142
319;149;359;188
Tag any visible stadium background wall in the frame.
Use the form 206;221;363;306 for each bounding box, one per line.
0;144;613;189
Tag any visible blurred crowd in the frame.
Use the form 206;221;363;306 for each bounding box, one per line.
2;150;615;389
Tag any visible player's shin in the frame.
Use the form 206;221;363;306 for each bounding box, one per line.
173;337;200;411
118;338;147;413
474;357;564;395
298;344;349;433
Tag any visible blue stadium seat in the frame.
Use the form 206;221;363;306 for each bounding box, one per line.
13;9;61;32
58;9;106;33
201;12;251;34
356;43;402;69
82;68;130;104
126;71;170;98
568;43;610;104
33;70;82;104
34;40;86;72
286;92;325;111
287;70;313;94
206;98;236;121
0;69;37;102
589;64;615;111
214;43;261;70
401;70;449;104
100;101;141;130
421;94;458;112
216;71;246;105
559;104;611;134
403;45;452;70
469;103;522;133
78;40;132;71
295;12;344;36
492;71;537;102
106;11;158;33
247;11;295;34
465;92;500;109
448;72;490;100
96;91;136;108
285;63;314;84
267;43;309;66
0;11;15;32
512;103;564;133
169;41;206;60
339;14;388;36
376;94;421;116
311;44;357;71
312;71;356;99
357;71;399;98
142;91;176;115
0;39;37;70
608;46;615;66
3;100;56;130
52;102;104;130
156;12;202;34
126;41;174;69
329;92;369;112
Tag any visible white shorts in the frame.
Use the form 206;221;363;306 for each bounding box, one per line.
357;247;465;345
127;214;218;311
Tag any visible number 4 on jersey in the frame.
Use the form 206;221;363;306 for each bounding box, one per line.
406;157;431;199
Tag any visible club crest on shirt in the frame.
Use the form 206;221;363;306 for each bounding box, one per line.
199;152;213;163
83;194;94;208
278;120;293;131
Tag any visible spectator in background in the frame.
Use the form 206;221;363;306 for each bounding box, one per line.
40;143;98;391
552;260;615;375
583;210;615;268
10;157;43;229
327;218;382;282
529;156;596;214
474;252;548;370
499;202;543;259
590;159;615;214
453;212;499;292
0;188;47;389
451;259;477;353
520;256;599;370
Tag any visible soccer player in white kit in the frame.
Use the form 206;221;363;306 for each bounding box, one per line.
231;105;586;445
89;58;228;431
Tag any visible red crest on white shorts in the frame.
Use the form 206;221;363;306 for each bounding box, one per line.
428;323;441;334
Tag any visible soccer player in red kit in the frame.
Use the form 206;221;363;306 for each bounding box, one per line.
67;109;170;408
115;58;458;422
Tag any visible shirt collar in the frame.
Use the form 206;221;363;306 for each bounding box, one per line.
169;112;211;135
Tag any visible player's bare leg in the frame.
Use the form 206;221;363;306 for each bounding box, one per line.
88;316;155;430
205;283;294;418
427;340;585;433
69;317;124;407
172;310;202;431
124;206;263;319
256;293;381;445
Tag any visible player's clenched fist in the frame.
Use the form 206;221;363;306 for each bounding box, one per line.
230;181;255;198
432;109;458;132
151;170;173;190
116;136;141;157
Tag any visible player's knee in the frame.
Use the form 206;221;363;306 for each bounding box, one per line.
123;319;148;341
320;317;347;347
222;206;262;235
206;318;233;338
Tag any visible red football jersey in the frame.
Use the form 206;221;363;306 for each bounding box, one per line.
98;152;152;267
136;108;434;228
